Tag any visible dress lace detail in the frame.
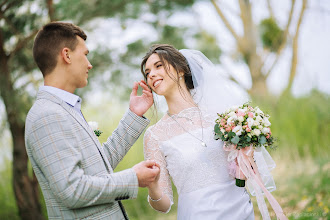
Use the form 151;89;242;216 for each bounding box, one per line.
143;107;232;210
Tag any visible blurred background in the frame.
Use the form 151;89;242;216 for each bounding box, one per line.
0;0;329;219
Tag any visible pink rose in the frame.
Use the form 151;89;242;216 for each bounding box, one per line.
237;111;245;117
248;112;254;118
266;134;270;139
246;127;251;132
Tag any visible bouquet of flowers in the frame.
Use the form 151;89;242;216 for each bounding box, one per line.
214;102;287;220
214;102;276;187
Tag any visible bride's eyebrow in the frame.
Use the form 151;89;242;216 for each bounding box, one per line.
145;60;162;73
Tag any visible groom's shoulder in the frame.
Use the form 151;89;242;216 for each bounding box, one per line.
26;96;64;126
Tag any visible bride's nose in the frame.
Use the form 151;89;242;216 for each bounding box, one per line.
149;70;157;78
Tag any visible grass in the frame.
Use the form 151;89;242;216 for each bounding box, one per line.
0;91;328;219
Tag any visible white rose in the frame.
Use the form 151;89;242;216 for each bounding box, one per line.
254;121;259;126
227;115;237;124
232;125;243;136
247;118;254;128
256;115;262;122
255;107;264;115
262;127;270;134
238;116;244;123
88;121;98;131
229;111;236;117
227;117;233;124
254;129;261;136
237;109;246;115
263;117;271;126
221;128;225;133
231;105;239;111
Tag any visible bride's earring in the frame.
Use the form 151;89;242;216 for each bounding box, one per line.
179;75;183;80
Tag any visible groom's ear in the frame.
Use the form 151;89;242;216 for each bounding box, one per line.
61;48;71;64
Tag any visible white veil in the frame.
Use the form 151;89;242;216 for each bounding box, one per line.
179;49;249;119
179;49;277;198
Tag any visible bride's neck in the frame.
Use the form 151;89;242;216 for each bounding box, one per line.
165;89;196;115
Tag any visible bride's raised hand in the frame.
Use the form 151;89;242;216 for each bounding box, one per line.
129;80;153;117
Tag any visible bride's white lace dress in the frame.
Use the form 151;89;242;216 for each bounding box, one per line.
144;107;254;219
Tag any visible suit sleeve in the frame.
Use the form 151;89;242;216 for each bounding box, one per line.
26;109;142;209
102;109;150;169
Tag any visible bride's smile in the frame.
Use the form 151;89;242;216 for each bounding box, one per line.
144;53;183;97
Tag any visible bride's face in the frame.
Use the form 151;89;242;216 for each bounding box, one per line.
144;53;181;97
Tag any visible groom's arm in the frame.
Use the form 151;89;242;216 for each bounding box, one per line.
102;80;152;169
25;109;141;209
102;109;149;169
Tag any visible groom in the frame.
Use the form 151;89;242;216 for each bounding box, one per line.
25;22;160;219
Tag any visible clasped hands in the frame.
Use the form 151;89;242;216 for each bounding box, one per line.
133;160;160;188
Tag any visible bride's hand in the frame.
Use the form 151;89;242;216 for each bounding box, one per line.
148;162;161;189
129;80;153;117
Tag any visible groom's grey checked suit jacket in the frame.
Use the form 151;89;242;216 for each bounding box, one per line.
25;91;149;219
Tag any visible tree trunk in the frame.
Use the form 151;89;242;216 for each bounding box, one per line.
239;0;269;97
11;123;45;220
249;74;269;98
0;46;45;220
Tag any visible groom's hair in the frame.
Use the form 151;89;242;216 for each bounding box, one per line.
33;22;87;76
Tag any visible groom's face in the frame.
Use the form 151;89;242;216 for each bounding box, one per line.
67;36;93;90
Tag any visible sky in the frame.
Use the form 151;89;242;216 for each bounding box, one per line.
86;0;330;98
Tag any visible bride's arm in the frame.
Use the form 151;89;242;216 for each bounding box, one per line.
143;129;173;213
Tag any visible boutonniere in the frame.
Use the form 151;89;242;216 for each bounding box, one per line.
88;121;103;137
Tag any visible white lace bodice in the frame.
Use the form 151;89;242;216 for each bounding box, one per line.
143;107;233;208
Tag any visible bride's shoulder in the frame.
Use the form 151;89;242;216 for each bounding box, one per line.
145;116;169;137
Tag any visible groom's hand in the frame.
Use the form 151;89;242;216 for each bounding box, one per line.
129;80;153;117
133;160;160;188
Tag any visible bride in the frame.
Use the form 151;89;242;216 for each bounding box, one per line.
140;44;255;219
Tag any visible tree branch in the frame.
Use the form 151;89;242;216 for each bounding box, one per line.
267;0;275;18
287;0;307;91
46;0;56;21
211;0;241;44
264;0;296;78
9;30;39;58
0;0;9;9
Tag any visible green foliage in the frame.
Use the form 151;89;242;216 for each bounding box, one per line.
194;31;222;63
252;90;330;157
0;159;19;220
259;18;284;52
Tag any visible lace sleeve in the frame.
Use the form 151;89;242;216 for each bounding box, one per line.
143;127;174;212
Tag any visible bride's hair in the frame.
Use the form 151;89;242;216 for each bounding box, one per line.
141;44;194;91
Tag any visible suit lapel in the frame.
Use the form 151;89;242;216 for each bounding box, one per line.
37;91;113;173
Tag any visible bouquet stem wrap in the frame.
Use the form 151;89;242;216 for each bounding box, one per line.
224;144;288;220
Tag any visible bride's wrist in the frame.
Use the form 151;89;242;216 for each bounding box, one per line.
148;191;164;202
147;182;160;190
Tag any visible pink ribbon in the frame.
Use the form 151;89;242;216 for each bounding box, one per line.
224;144;288;220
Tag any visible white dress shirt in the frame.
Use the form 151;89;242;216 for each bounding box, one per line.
39;86;84;119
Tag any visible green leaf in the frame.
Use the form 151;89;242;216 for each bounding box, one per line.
214;124;221;134
231;136;240;144
258;135;267;145
228;131;236;139
214;133;221;140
